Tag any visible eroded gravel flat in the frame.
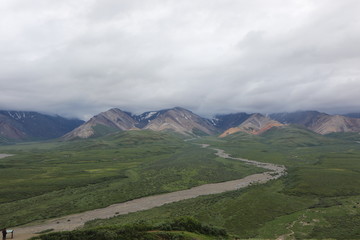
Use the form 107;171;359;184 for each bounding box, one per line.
0;154;12;158
10;147;286;240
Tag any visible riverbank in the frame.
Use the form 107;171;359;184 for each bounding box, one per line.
13;146;286;240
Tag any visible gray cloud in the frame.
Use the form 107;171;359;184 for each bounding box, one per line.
0;0;360;120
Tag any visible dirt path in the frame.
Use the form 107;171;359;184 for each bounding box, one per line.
9;147;286;240
0;153;12;158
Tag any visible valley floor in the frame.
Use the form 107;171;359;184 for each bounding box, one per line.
9;146;286;240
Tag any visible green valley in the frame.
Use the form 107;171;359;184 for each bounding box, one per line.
2;0;360;238
1;126;360;239
0;130;263;227
83;126;360;239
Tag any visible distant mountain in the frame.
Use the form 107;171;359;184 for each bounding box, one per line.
62;108;138;140
260;124;339;147
344;113;360;119
220;113;283;137
270;111;360;134
7;107;358;142
0;110;84;141
63;107;218;140
0;116;26;140
212;112;251;131
143;107;218;136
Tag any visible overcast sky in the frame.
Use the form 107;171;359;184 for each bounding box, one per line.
1;0;360;120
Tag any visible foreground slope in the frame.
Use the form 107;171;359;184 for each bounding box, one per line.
32;217;230;240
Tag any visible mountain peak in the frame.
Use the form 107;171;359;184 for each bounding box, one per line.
0;110;83;141
219;113;283;137
62;108;138;140
270;111;360;134
62;107;218;140
143;107;217;136
212;112;251;130
172;106;188;111
3;108;360;141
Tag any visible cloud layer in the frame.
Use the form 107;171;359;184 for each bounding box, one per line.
1;0;360;119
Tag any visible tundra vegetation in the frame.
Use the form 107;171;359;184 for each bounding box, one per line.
1;126;360;239
0;130;263;226
30;217;229;240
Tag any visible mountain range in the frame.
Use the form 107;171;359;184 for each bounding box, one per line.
219;113;284;137
1;108;360;142
0;110;84;142
270;111;360;134
63;107;217;140
64;108;360;140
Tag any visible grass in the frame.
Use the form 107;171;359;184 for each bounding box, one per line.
257;195;360;239
0;130;263;227
82;126;360;239
30;217;230;240
84;180;316;238
91;124;120;137
2;125;360;239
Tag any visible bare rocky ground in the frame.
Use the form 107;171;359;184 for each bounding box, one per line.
2;146;286;240
0;154;12;158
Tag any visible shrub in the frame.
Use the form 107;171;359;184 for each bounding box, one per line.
159;216;228;237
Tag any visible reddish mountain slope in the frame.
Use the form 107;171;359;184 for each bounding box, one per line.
220;113;283;137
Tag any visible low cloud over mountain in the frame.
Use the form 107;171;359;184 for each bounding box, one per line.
1;1;360;119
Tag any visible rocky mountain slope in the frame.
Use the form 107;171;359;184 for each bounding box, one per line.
143;107;218;136
0;110;84;141
3;108;359;141
63;107;218;140
62;109;138;140
313;115;360;134
220;113;284;137
134;110;162;128
212;112;251;131
270;111;360;134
